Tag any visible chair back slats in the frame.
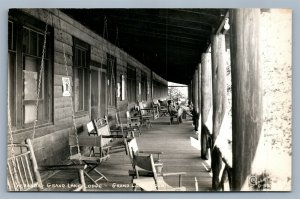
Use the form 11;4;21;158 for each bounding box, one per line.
15;158;25;187
8;140;87;192
22;157;32;188
97;125;110;137
26;139;44;189
7;142;43;191
7;161;18;190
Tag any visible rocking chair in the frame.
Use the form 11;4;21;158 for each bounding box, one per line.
7;139;86;191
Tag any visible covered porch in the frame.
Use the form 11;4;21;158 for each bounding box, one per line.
44;116;212;191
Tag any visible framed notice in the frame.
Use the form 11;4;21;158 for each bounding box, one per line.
62;77;71;97
117;82;120;98
121;75;125;100
138;82;141;95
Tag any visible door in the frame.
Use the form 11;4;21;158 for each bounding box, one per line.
90;66;107;120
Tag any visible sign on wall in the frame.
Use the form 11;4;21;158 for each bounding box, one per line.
121;75;125;100
138;82;141;95
117;82;120;98
62;77;71;97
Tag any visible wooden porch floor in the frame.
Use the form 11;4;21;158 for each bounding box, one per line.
45;116;212;192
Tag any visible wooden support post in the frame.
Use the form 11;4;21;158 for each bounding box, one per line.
211;33;227;190
200;53;213;159
197;63;202;125
188;83;191;100
194;69;199;112
211;34;227;144
189;80;193;104
230;9;262;191
192;73;196;109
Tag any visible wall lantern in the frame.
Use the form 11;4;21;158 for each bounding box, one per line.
224;17;230;30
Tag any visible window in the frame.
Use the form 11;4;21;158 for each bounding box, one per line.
73;38;90;113
127;66;136;103
22;27;52;125
8;14;53;129
141;71;147;101
8;21;16;126
107;54;117;106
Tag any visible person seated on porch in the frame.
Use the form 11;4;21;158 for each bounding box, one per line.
168;100;193;118
167;100;185;123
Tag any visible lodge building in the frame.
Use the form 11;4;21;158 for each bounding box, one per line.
7;9;292;191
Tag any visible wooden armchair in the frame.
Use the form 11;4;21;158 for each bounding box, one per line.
127;138;163;179
70;116;128;185
126;111;142;136
69;134;110;184
157;103;169;117
137;101;159;128
110;112;137;138
88;116;130;156
7;139;86;191
132;154;186;191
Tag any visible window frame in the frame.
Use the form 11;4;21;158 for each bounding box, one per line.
72;37;90;116
141;71;147;101
127;65;136;103
8;11;54;130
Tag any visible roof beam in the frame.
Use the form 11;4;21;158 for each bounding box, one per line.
112;22;211;40
105;14;213;33
171;9;222;19
118;29;206;44
119;9;218;27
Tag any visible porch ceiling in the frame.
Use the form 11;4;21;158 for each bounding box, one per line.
61;9;228;84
